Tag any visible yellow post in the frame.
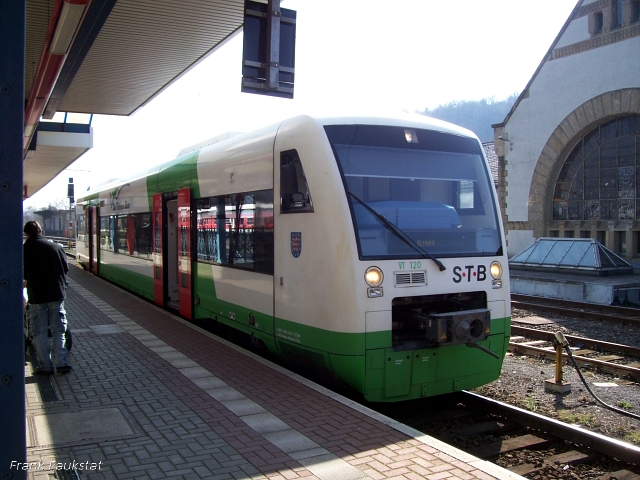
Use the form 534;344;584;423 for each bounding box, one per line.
545;332;572;393
555;341;563;384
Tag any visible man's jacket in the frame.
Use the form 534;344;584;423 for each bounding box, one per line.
23;235;69;304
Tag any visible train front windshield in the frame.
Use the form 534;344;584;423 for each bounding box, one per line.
325;124;503;260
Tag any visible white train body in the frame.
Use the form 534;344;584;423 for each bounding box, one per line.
76;114;511;401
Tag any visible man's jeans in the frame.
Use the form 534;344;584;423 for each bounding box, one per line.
30;300;69;371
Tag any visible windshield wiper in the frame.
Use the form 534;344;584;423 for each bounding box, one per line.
346;191;446;271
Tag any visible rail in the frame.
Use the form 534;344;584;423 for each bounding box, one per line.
511;294;640;326
46;236;76;257
382;390;640;473
462;391;640;465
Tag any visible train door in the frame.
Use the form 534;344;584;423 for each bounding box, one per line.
166;198;180;311
273;148;315;325
90;206;98;275
152;190;193;319
177;188;192;320
152;194;164;306
83;206;92;272
84;206;92;272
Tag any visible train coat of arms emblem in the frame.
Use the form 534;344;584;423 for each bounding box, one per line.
291;232;302;258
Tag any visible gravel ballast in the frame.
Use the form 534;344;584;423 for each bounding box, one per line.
472;309;640;446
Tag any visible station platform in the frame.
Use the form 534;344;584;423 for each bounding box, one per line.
23;264;523;480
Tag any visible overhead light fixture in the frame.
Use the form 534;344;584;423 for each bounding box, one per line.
49;1;87;55
497;135;513;151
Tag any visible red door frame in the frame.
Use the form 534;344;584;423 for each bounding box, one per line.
177;188;192;320
152;193;164;306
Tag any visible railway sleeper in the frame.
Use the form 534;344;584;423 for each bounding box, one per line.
412;409;474;427
593;470;640;480
511;325;640;358
439;419;518;443
507;343;640;381
466;433;548;459
508;450;592;477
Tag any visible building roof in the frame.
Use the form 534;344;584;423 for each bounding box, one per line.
482;142;499;184
492;0;582;128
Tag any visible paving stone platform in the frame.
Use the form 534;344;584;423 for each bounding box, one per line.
22;264;524;480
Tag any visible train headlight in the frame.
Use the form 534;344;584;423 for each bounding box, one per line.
490;261;502;279
490;261;503;289
364;267;383;287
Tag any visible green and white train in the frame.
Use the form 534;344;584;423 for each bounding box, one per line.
75;114;511;402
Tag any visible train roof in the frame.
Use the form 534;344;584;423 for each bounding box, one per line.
78;112;480;201
312;112;478;140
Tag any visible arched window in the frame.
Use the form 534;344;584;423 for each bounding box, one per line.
553;115;640;221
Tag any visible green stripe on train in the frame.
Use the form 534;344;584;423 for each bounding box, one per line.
193;306;507;401
146;151;200;206
98;263;154;301
195;285;509;401
103;260;510;401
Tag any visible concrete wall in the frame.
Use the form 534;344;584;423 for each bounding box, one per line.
511;275;615;304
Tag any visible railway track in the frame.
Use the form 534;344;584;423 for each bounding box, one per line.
376;297;640;478
509;324;640;382
512;294;640;326
48;236;75;250
46;236;77;259
379;391;640;479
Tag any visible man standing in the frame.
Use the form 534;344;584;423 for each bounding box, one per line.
23;221;72;374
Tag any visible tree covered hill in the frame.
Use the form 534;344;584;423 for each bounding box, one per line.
419;94;519;143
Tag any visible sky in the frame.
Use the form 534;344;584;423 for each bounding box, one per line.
25;0;578;210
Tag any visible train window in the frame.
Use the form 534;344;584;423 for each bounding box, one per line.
99;216;115;252
280;150;313;213
99;217;106;249
458;180;474;209
98;213;151;258
454;180;486;215
134;213;152;257
110;216;117;252
326;124;502;259
117;216;128;253
196;189;274;275
76;214;87;246
121;213;152;258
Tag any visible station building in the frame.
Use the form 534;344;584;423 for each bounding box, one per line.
493;0;640;260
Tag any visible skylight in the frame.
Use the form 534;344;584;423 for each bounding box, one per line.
509;238;633;276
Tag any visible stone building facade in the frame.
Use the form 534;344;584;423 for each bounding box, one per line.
493;0;640;260
33;207;74;238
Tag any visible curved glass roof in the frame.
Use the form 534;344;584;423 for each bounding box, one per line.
509;238;633;276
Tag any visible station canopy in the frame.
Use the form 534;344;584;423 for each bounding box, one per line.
509;238;633;276
23;0;245;198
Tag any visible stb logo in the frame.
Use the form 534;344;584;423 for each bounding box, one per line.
291;232;302;258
